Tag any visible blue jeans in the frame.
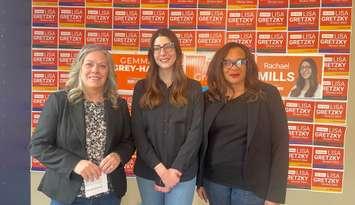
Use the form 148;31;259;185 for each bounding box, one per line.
204;179;264;205
50;193;120;205
136;176;196;205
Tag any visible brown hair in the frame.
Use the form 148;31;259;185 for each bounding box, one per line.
139;28;188;109
206;42;263;103
290;58;318;97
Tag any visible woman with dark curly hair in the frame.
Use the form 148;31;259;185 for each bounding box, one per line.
197;42;289;205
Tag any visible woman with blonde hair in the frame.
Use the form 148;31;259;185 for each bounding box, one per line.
30;44;134;205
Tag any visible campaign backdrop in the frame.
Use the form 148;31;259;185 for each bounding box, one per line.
31;0;351;193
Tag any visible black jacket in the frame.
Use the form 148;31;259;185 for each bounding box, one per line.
132;78;203;183
30;91;134;204
198;82;289;203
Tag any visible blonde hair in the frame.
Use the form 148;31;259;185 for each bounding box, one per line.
65;44;119;108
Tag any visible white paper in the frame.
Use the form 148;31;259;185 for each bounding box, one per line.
84;174;109;198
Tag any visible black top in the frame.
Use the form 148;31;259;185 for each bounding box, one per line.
132;78;203;184
204;95;248;188
198;82;289;203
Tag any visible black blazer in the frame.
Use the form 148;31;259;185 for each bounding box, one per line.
30;91;134;204
198;82;289;203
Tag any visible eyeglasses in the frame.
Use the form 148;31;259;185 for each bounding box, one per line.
223;59;247;69
153;42;175;53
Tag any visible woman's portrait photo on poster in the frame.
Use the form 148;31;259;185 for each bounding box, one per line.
288;57;322;99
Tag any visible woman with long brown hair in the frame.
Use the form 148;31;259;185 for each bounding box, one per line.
289;57;321;98
132;28;203;205
197;42;289;205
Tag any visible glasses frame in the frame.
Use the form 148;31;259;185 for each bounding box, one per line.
153;42;175;53
222;59;247;70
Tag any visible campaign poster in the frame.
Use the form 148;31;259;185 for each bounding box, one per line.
32;71;58;91
119;93;133;112
32;7;58;27
86;7;112;29
32;28;58;48
113;0;140;7
33;0;58;6
319;31;351;53
284;100;315;122
58;71;70;89
320;8;352;30
197;30;225;51
314;124;346;147
141;0;168;8
227;10;256;31
169;9;197;30
113;54;149;90
124;153;136;177
32;92;52;111
174;30;196;51
315;101;347;124
227;0;257;9
226;31;256;52
290;0;320;7
288;8;319;31
58;50;78;70
322;78;348;100
140;9;168;29
59;7;85;27
256;31;287;53
288;31;319;53
113;8;140;29
32;49;58;70
169;0;197;8
257;9;287;30
31;158;46;171
185;55;211;86
287;167;312;189
31;111;41;131
198;0;226;8
257;55;322;98
113;30;139;51
259;0;288;8
59;29;85;49
312;169;343;193
86;0;112;7
197;9;226;30
59;0;85;6
139;30;154;51
321;0;352;7
313;147;344;169
288;122;313;145
289;145;313;168
86;29;112;49
323;54;350;76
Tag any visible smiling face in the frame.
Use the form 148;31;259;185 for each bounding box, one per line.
300;61;313;80
80;51;109;93
153;36;177;72
223;47;247;88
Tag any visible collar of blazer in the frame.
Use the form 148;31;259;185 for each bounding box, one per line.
69;100;116;155
204;100;260;149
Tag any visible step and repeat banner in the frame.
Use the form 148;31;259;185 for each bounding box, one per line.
31;0;351;194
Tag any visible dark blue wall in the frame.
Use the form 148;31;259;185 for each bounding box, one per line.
0;1;31;204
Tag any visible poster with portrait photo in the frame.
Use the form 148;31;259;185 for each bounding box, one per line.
256;55;323;99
